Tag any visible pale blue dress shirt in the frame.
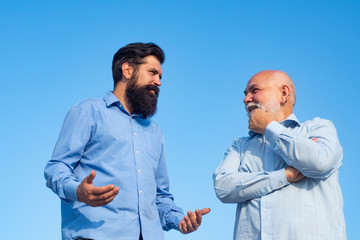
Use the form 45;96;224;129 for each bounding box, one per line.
214;114;346;240
45;91;184;240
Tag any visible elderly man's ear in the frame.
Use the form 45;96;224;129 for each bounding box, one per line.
280;85;291;105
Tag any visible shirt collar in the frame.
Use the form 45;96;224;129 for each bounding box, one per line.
103;91;146;119
281;113;300;127
103;91;127;111
248;113;300;138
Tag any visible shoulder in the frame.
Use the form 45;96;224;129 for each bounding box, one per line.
230;136;251;151
73;97;105;110
299;117;339;137
69;97;106;115
301;117;336;129
62;97;106;124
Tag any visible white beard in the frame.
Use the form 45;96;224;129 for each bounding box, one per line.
246;95;281;116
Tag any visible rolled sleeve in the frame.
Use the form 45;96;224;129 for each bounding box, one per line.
265;121;285;146
264;118;343;179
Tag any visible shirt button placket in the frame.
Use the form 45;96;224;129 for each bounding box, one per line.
131;120;143;221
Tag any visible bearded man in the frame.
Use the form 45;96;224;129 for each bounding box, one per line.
45;42;210;240
213;70;346;240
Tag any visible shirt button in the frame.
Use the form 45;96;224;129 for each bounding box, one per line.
136;150;139;154
134;132;137;136
138;169;141;173
140;212;142;215
139;190;143;194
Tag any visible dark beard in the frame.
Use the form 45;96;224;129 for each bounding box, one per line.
125;78;160;119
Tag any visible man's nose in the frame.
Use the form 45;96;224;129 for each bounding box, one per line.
243;93;252;104
154;77;161;87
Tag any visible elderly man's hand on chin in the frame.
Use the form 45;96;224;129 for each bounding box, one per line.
248;109;276;134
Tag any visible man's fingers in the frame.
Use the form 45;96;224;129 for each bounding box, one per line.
94;186;120;199
184;215;193;232
188;211;198;230
285;166;305;183
195;209;202;225
91;190;119;206
180;220;188;234
179;208;210;233
85;170;96;184
86;187;120;207
200;208;211;216
91;184;117;195
297;172;305;182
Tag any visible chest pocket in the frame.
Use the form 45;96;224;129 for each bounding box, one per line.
143;130;162;161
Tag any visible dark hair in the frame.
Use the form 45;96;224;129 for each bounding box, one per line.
112;42;165;87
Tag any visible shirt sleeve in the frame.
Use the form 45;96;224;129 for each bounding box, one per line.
155;136;185;231
213;139;289;203
44;106;92;201
265;118;343;179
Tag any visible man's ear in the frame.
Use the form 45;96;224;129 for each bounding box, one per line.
280;85;291;105
121;62;134;80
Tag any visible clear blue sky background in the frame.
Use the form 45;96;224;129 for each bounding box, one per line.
1;1;359;239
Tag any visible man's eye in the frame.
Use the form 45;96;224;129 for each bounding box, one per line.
252;89;259;93
150;71;156;75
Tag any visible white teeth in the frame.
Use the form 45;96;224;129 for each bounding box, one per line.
246;103;260;113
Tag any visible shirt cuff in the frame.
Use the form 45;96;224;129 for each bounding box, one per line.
171;212;185;231
173;215;182;231
269;168;289;190
63;180;80;201
265;121;286;147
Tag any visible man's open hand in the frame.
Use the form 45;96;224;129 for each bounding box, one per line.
179;208;211;234
76;170;120;207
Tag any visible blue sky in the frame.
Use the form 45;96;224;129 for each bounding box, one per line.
1;1;359;239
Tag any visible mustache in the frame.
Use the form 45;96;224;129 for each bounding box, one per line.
245;102;261;112
145;84;160;97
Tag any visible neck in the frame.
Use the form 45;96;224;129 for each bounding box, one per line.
275;107;293;122
113;82;132;115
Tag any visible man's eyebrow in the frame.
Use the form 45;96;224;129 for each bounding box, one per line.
150;68;162;79
244;84;258;95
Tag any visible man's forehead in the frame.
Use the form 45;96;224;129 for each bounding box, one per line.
245;71;281;90
142;55;161;65
244;77;266;90
142;56;162;69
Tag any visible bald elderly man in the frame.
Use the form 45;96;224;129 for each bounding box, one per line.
213;70;346;239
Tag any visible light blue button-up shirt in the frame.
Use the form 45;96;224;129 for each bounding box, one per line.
214;114;346;240
45;91;184;240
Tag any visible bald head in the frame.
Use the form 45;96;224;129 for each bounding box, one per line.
243;70;296;121
249;70;296;106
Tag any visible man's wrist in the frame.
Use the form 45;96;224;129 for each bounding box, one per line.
64;180;81;201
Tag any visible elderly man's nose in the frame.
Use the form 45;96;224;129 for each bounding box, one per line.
243;94;252;104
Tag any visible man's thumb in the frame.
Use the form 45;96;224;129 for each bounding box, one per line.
200;208;211;216
85;170;96;184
